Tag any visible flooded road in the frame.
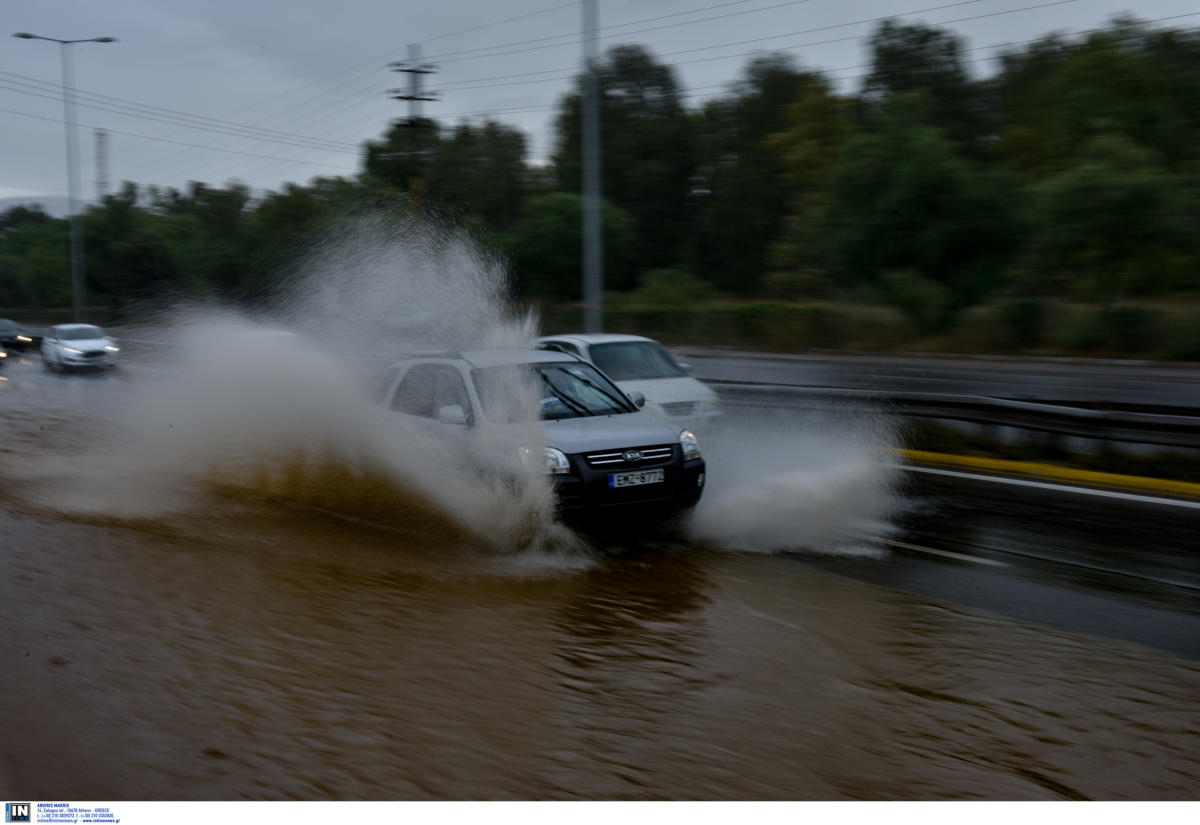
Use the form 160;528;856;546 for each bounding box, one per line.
2;349;1199;800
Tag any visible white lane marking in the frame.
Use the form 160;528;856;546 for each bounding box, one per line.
880;538;1009;568
892;464;1200;511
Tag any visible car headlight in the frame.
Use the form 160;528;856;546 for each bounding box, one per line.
16;335;32;343
518;445;571;475
64;347;82;354
679;429;701;461
105;345;120;352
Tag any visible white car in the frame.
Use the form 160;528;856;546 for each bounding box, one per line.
534;334;720;426
41;323;120;370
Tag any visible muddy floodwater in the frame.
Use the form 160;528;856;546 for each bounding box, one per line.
3;400;1200;800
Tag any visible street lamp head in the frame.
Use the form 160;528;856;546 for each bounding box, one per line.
13;32;38;39
93;37;117;43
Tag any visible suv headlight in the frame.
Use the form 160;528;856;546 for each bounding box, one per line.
679;429;701;461
518;445;571;475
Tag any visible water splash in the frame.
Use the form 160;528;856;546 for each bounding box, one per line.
19;216;580;554
687;408;899;555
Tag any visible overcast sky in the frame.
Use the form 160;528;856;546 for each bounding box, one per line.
2;0;1196;204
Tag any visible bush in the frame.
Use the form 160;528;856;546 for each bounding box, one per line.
631;269;712;304
1000;298;1045;348
1165;314;1200;360
1058;305;1161;354
880;270;953;335
1059;312;1106;351
1101;306;1158;352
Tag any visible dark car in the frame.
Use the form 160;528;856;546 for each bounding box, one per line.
0;318;32;352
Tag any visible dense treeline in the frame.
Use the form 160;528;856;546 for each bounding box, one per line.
2;17;1198;350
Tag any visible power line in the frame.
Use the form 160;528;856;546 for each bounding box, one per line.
0;106;355;172
0;71;359;152
0;0;870;176
423;0;824;63
11;1;1190;192
438;0;1102;92
0;81;361;155
431;0;1096;109
121;1;581;156
422;0;581;44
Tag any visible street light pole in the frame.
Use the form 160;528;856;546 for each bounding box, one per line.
581;0;603;333
13;32;117;323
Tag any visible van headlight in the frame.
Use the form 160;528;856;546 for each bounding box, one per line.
679;429;701;461
519;445;571;475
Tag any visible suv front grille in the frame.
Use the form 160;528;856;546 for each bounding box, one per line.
584;444;674;470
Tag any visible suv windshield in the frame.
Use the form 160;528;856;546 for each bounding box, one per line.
473;362;634;422
0;321;17;335
589;341;686;381
59;326;105;341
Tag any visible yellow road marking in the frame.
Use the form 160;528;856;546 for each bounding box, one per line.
900;449;1200;500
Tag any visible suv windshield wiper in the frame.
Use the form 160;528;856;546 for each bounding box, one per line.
569;371;633;414
538;371;594;418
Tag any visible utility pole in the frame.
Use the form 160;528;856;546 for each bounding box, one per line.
12;32;116;323
389;43;438;123
95;128;110;200
388;44;439;212
581;0;603;333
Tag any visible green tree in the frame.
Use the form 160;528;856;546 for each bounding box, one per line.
84;182;179;309
11;221;71;309
1025;133;1189;300
0;205;55;305
553;44;695;272
766;75;855;291
992;19;1200;173
508;192;636;300
820;94;1017;309
364;118;528;231
862;20;987;150
690;55;820;293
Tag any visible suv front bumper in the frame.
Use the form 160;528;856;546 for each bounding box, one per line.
551;452;705;519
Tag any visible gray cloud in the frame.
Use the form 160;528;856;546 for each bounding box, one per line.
3;0;1195;202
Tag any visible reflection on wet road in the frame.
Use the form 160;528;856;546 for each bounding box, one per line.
2;353;1198;799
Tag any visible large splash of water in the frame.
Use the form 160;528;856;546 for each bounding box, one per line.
19;216;574;553
687;409;899;556
15;210;898;558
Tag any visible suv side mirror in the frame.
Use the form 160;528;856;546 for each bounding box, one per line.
628;390;646;409
678;362;693;374
437;404;470;426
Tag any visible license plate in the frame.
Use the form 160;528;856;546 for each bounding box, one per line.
608;468;665;488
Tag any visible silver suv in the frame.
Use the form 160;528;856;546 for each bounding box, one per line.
374;349;706;521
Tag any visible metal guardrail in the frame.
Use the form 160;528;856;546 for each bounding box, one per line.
709;380;1200;451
